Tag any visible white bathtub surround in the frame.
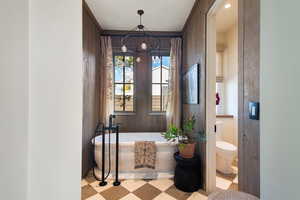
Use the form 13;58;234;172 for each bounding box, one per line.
93;132;177;180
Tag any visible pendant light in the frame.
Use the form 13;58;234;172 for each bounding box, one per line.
141;42;147;50
120;9;161;63
121;44;127;53
136;57;141;63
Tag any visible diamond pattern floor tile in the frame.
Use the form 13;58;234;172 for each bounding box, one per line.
187;192;208;200
81;179;89;187
90;180;114;193
85;175;97;184
148;179;174;191
85;193;106;200
165;185;192;200
216;176;232;190
133;183;162;200
81;170;242;200
120;193;142;200
100;185;130;200
229;183;238;191
153;192;177;200
81;185;98;200
121;179;147;192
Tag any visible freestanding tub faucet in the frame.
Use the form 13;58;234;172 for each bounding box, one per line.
93;114;120;187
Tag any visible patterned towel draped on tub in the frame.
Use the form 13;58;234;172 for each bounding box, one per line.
134;141;157;169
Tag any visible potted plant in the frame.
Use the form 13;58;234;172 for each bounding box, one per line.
162;116;196;158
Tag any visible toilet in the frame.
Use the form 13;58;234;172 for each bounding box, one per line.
215;121;237;174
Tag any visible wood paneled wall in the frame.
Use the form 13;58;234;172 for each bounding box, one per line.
182;0;260;195
182;0;215;189
82;2;102;177
238;0;260;197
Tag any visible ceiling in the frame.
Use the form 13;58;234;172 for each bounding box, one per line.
85;0;196;32
216;0;238;33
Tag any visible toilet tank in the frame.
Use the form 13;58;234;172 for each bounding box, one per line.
215;121;224;141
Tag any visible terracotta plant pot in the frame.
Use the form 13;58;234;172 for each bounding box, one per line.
179;143;196;158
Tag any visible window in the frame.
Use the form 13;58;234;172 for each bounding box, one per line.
151;55;170;112
114;55;134;112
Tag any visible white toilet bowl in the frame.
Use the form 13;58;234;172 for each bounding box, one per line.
215;121;237;174
216;141;237;174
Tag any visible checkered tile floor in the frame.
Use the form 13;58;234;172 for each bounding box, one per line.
81;171;237;200
216;171;238;191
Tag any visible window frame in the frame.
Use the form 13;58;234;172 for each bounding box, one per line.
149;52;170;114
113;53;136;114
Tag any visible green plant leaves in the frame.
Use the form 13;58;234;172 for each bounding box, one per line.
161;125;180;142
162;115;197;144
183;115;196;134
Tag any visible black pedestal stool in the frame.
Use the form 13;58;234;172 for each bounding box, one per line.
173;152;202;192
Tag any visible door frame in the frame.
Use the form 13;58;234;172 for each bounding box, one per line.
205;0;229;194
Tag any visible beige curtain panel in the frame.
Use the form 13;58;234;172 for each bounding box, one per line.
166;38;182;128
99;36;114;124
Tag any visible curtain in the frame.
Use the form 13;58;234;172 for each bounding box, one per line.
99;36;114;124
166;38;182;128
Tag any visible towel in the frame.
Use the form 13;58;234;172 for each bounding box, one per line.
134;142;145;169
135;141;157;169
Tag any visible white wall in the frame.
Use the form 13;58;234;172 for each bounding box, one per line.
216;24;238;147
28;0;83;200
223;25;238;118
223;24;238;147
217;117;237;146
261;1;300;199
0;1;29;199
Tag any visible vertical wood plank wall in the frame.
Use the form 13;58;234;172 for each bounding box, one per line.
82;2;102;177
182;0;215;189
183;0;260;194
238;0;260;197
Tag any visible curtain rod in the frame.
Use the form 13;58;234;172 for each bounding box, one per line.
100;34;182;38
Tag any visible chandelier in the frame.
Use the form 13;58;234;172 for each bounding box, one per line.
120;9;160;63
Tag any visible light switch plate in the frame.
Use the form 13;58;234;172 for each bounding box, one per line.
249;101;259;120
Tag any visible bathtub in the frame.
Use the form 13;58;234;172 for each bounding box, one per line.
92;132;177;179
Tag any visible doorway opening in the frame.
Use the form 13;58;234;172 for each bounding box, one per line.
206;0;238;193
